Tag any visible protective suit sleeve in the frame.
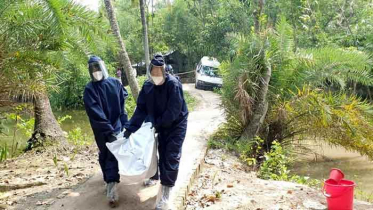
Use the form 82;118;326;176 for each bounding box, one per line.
156;82;183;127
120;85;129;131
83;86;115;136
125;88;147;133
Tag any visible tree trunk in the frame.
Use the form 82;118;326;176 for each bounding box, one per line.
104;0;140;100
27;92;65;149
367;86;372;101
254;0;264;33
240;63;272;141
139;0;150;71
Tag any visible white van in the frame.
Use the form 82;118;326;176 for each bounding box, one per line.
195;56;223;89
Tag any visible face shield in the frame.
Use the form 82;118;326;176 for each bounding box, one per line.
88;60;109;82
148;64;166;85
148;54;166;85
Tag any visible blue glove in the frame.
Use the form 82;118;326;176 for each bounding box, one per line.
108;134;118;143
123;130;132;139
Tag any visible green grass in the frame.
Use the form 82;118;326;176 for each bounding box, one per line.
184;91;198;111
0;145;8;162
355;188;373;203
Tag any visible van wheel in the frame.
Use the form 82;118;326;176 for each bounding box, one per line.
195;80;200;89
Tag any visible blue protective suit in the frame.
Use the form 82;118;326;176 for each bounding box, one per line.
125;74;188;187
83;77;128;183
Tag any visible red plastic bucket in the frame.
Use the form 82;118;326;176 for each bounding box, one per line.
329;168;344;184
323;179;356;210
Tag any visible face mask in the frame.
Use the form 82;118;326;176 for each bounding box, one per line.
152;76;164;85
92;71;103;81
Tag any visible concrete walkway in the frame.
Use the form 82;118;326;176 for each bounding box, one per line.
46;84;224;210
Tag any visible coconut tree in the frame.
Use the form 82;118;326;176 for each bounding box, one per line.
103;0;140;100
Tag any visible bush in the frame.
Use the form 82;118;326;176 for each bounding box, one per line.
209;131;264;167
258;141;291;180
67;127;91;146
258;140;321;187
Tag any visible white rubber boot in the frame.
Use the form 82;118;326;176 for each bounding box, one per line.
106;182;119;208
155;185;173;210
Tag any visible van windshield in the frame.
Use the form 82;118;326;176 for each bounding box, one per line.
201;65;220;78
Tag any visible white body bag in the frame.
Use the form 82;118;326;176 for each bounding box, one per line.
106;122;157;185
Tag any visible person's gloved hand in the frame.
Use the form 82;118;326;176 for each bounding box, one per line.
153;125;161;133
108;134;118;143
123;130;132;139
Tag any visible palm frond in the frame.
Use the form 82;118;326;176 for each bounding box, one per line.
274;16;294;55
280;87;373;158
300;48;373;88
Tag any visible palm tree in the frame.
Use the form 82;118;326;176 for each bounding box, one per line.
239;34;272;141
1;0;114;147
103;0;140;100
222;18;373;157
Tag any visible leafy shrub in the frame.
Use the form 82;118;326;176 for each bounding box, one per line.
68;127;91;146
258;141;291;180
258;140;321;187
17;117;34;137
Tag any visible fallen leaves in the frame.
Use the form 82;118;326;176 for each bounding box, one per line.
205;194;218;203
187;149;339;210
0;145;99;208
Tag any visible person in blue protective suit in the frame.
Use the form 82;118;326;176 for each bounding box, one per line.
123;54;188;210
83;56;128;208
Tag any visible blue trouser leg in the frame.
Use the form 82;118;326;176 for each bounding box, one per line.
96;136;120;183
158;118;187;187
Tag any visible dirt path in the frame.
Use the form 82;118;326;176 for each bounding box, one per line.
4;84;223;210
